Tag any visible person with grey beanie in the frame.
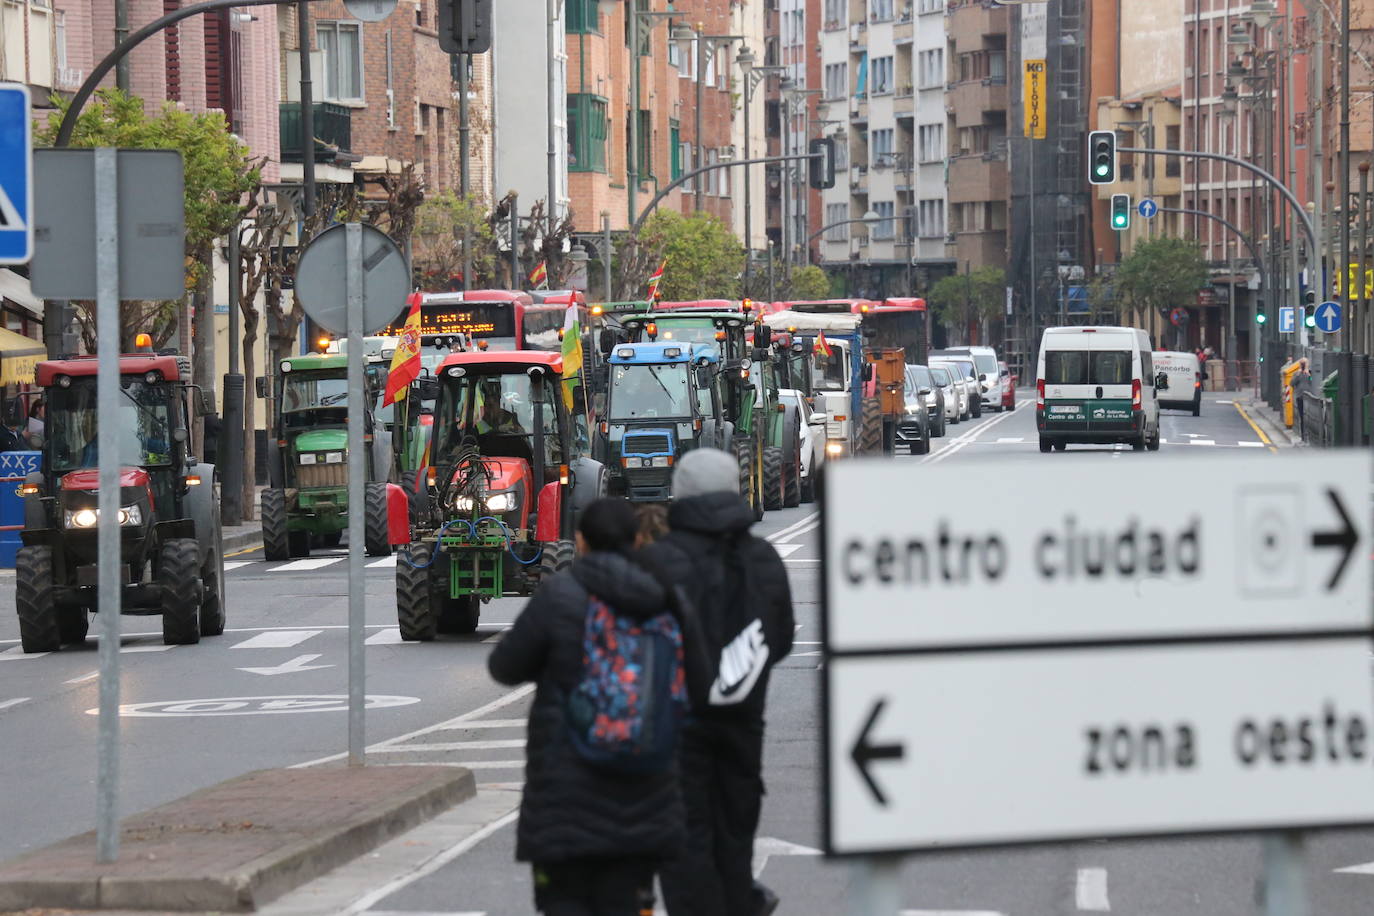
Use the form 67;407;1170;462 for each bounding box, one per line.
644;448;794;916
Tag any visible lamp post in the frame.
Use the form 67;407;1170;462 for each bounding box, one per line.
626;2;676;226
806;210;881;247
672;24;743;212
736;47;784;290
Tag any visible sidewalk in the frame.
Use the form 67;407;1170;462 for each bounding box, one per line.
0;765;475;913
222;485;265;555
1241;394;1302;448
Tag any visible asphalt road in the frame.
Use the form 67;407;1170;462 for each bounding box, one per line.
5;391;1373;915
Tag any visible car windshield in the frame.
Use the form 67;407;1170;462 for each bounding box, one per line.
283;372;348;411
972;354;999;378
49;379;176;471
813;348;846;390
1044;350;1133;385
610;363;690;419
930;367;950;387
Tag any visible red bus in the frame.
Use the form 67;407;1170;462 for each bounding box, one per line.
382;289;589;352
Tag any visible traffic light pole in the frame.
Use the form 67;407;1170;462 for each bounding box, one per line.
630;150;824;237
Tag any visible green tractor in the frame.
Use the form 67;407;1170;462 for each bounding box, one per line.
260;353;394;559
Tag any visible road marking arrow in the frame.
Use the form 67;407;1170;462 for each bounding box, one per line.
851;697;904;806
1311;488;1358;590
237;654;334;676
751;836;821;878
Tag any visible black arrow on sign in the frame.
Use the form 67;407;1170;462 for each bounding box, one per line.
1312;488;1359;591
850;698;904;807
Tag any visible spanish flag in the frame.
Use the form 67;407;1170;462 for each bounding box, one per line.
646;259;666;300
383;292;423;407
814;331;833;358
528;260;548;289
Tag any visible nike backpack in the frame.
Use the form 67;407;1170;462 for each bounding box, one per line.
564;595;688;774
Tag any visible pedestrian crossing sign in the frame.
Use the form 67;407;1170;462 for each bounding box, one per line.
0;84;32;264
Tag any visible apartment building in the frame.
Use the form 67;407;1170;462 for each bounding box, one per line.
770;0;822;270
910;0;951;278
945;0;1008;276
730;0;770;251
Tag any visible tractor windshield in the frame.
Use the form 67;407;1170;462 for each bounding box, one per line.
49;379;175;471
434;371;563;470
609;363;690;420
813;347;847;391
649;319;718;345
283;372;348;413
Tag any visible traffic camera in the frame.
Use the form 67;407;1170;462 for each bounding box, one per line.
1110;194;1131;231
1088;130;1116;185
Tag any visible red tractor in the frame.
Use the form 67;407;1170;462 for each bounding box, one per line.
14;351;225;651
393;351;606;638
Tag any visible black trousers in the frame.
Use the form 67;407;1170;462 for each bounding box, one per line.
532;856;657;916
660;723;767;916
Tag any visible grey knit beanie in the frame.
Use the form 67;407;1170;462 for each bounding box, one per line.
672;447;740;498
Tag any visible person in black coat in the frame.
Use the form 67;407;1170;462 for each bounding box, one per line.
642;448;795;916
488;497;708;916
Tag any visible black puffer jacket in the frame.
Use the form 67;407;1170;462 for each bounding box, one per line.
488;551;693;865
643;492;794;726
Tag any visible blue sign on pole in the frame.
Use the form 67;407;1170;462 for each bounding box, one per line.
1315;301;1343;333
1279;306;1295;333
1137;198;1158;220
0;84;32;265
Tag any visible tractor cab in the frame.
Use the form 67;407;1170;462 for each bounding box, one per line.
604;342;724;501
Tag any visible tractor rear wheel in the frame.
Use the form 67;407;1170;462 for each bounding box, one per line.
199;521;226;637
438;595;481;635
261;488;290;561
365;483;392;557
288;531;311;557
858;397;883;454
540;539;575;581
732;439;755;509
159;538;203;646
783;446;801;508
763;446;784;511
59;607;89;646
396;544;439;641
16;545;60;653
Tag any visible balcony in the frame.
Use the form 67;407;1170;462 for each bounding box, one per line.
946;76;1007;128
893;19;914;44
849;96;869;124
948;152;1008;205
946;0;1008;49
849;166;869;196
893;89;914;118
953;229;1008;269
279;102;353;163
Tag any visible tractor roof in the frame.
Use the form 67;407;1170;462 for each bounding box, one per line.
437;350;563;375
651;299;739;312
36;354;187;386
282;353;349;372
623;311;747;326
608;342;719;365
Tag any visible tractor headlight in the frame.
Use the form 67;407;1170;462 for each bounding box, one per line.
119;505;142;526
485;492;515;512
325;452;345;464
651;455;673;468
299;453;318;465
64;506;141;528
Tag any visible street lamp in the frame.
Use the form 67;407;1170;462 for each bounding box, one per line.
807;209;880;247
737;46;784;288
672;23;743;211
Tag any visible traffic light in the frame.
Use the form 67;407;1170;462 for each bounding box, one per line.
809;138;836;190
1088;130;1116;184
438;0;493;54
1255;311;1267;326
1110;194;1131;231
1305;309;1317;328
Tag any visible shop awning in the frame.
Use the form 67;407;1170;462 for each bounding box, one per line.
0;269;43;319
0;327;47;386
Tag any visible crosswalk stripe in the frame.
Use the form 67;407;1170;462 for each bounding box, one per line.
0;646;46;661
120;643;176;653
372;739;526;752
365;628;405;646
1187;439;1217;446
231;629;322;650
1238;441;1265;448
224;561;252;572
368;555;398;568
996;437;1024;443
270;557;344;572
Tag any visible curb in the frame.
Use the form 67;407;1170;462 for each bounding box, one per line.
0;766;476;913
222;528;262;554
1243;398;1299;448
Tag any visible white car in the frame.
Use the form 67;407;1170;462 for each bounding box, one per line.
779;389;823;504
929;365;963;424
945;345;1005;411
931;358;976;420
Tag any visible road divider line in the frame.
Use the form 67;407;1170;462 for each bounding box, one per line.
1234;401;1278;453
0;698;30;711
231;629;323;650
429;718;527;731
64;670;98;684
225;544;263;558
767;511;820;543
370;739;526;752
922;409;1020;464
1075;867;1111;911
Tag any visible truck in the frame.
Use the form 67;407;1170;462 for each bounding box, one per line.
15;348;225;651
260;352;394;560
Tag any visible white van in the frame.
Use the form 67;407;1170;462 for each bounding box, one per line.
1152;350;1203;416
1036;326;1163;452
943;346;1004;411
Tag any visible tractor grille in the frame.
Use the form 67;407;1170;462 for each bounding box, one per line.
296;461;347;489
622;432;672;457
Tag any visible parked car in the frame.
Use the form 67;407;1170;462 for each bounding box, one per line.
930;365;963;425
898;366;933;454
944;346;1005;411
931;357;979;419
909;364;946;437
999;361;1017;411
779;388;823;503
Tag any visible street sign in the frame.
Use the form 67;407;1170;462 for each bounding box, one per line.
295;222;409;335
1315;300;1343;333
1137;198;1158;219
1278;306;1295;333
0;84;33;264
1022;60;1046;140
822;454;1374;855
30;149;185;300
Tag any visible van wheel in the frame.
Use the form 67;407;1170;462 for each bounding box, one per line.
1053;442;1067;452
1146;426;1162;451
1039;438;1052;454
1132;433;1147;452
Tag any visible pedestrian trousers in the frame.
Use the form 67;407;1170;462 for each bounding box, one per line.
532;856;657;916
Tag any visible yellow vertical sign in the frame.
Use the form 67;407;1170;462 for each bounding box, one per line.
1024;60;1047;140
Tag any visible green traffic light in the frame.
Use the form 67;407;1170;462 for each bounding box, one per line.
1112;215;1127;228
1305;313;1317;328
1256;313;1267;324
1095;164;1110;176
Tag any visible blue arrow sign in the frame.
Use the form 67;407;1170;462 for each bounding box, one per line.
1137;198;1158;220
0;84;33;264
1279;306;1295;333
1315;301;1343;333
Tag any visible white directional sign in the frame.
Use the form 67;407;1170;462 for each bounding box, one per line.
0;84;33;264
822;453;1374;855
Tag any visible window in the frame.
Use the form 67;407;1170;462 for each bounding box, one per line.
826;203;848;241
824;0;844;27
317;21;362;101
873;201;895;239
871;0;894;20
566;0;600;33
871;128;894;166
918;49;943;89
918;123;944;162
680;141;694;190
918;199;945;237
825;63;847;100
706;148;719;195
871;56;894;94
918;0;943;12
670;122;682;180
627;109;652;177
668;38;680;69
834;139;849;171
568;95;608;172
989;50;1006;81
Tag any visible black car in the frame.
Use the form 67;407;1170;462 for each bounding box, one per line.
897;365;935;454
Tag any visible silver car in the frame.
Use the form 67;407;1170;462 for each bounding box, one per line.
931;359;976;420
929;365;963;425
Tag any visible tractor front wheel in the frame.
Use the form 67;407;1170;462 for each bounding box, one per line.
16;545;60;654
540;540;575;580
365;483;392;557
763;446;784;511
858;397;883;454
732;439;755;512
159;538;203;646
261;488;290;561
396;544;439;641
200;521;226;637
59;607;89;646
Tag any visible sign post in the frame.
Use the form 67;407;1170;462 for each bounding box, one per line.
823;455;1371;910
295;222;408;765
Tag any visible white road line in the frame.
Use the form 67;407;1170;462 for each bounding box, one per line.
766;511;820;543
0;698;30;712
774;544;804;559
120;644;176;653
365;911;487;916
1159;438;1168;444
365;628;405;646
64;670;99;684
0;646;46;661
1238;441;1265;447
1187;439;1217;446
1075;867;1111;911
224;561;252;572
368;555;399;568
370;739;526;753
1333;860;1374;874
901;911;1006;916
428;718;526;731
783;558;820;565
921;410;1019;464
995;437;1024;443
270;557;345;572
231;629;323;650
